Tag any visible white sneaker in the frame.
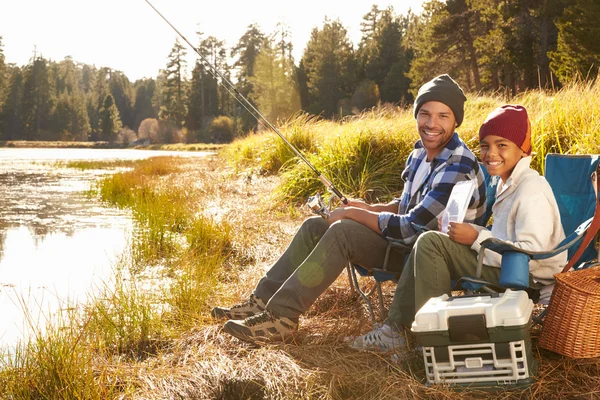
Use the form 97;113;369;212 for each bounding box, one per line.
350;324;405;352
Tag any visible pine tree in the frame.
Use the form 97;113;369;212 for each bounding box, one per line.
0;67;24;140
550;0;600;82
160;39;188;128
230;24;266;133
407;0;482;93
133;78;157;132
249;38;300;124
231;24;265;97
299;18;357;117
20;56;55;140
0;36;7;110
87;67;110;140
53;88;90;141
98;93;122;142
357;6;411;104
109;70;134;129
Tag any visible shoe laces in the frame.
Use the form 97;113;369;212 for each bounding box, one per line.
363;327;387;345
231;296;257;311
245;310;273;326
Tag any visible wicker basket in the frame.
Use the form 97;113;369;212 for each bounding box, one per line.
539;266;600;358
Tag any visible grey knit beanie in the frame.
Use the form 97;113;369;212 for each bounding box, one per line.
413;74;467;127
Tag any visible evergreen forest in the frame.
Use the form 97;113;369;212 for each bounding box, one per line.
0;0;598;145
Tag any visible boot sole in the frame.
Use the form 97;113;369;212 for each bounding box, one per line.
222;323;295;345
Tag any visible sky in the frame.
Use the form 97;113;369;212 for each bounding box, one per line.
0;0;427;82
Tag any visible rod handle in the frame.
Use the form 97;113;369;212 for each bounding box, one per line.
318;174;347;204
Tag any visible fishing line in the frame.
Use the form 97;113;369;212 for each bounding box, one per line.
144;0;347;205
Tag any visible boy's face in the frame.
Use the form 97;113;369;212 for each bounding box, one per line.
480;135;527;182
416;101;457;161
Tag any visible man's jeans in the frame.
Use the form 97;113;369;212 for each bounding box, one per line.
253;216;408;320
384;231;542;329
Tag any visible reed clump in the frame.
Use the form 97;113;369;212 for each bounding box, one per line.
227;81;600;202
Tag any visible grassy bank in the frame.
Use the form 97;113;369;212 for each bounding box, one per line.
0;83;599;398
227;81;600;204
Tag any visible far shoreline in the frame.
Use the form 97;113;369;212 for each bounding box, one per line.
0;140;224;151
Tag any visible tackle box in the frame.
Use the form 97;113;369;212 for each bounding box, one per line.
411;290;536;388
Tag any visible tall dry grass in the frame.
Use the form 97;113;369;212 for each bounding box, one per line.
226;81;600;202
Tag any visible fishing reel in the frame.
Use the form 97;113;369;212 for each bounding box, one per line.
306;192;336;219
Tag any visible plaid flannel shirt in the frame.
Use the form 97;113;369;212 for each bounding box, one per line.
378;132;487;245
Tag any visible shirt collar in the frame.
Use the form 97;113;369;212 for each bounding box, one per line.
497;156;532;193
414;132;462;164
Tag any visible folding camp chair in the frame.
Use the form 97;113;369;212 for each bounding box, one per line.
347;241;408;322
459;154;600;306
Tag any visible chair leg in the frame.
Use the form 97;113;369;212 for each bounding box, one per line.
376;281;386;318
346;265;357;294
347;264;376;323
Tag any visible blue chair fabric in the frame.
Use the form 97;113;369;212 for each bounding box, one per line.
461;153;600;294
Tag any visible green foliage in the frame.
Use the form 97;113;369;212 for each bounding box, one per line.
133;79;158;131
351;79;380;110
0;36;7;111
159;39;188;129
225;113;318;174
1;3;600;141
249;37;301;124
209;115;235;143
0;67;24;140
358;6;411;103
0;306;121;398
20;57;55;140
299;19;357;118
86;271;163;357
550;0;600;83
109;71;135;129
53;89;90;141
98;93;122;142
227;82;600;204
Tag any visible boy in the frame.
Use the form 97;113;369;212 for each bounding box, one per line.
351;104;567;352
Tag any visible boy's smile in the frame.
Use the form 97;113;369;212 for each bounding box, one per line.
480;135;527;182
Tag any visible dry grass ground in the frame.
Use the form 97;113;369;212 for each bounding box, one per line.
121;154;599;400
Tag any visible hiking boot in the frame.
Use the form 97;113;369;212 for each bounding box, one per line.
349;324;405;352
211;294;266;320
222;310;298;342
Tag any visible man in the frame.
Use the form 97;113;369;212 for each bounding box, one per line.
212;74;487;343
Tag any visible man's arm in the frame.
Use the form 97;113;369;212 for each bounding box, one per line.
328;206;383;233
345;198;399;213
382;158;483;243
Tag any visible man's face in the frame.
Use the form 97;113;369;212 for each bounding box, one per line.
416;101;457;161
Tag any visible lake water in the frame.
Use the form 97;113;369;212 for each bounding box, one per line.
0;148;210;351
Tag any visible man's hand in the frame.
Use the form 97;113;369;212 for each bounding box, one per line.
328;207;350;225
343;198;370;210
448;222;478;245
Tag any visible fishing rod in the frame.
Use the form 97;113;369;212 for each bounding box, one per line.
144;0;347;217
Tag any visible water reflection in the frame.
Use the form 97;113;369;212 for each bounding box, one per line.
0;148;209;350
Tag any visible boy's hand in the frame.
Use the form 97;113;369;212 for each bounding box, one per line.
448;222;478;245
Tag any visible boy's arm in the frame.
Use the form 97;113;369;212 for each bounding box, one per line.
470;193;555;267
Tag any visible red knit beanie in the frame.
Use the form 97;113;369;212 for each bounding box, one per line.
479;105;532;155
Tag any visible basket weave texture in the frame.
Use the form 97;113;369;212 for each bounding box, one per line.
539;265;600;358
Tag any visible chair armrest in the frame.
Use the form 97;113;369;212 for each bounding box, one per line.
480;216;592;261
